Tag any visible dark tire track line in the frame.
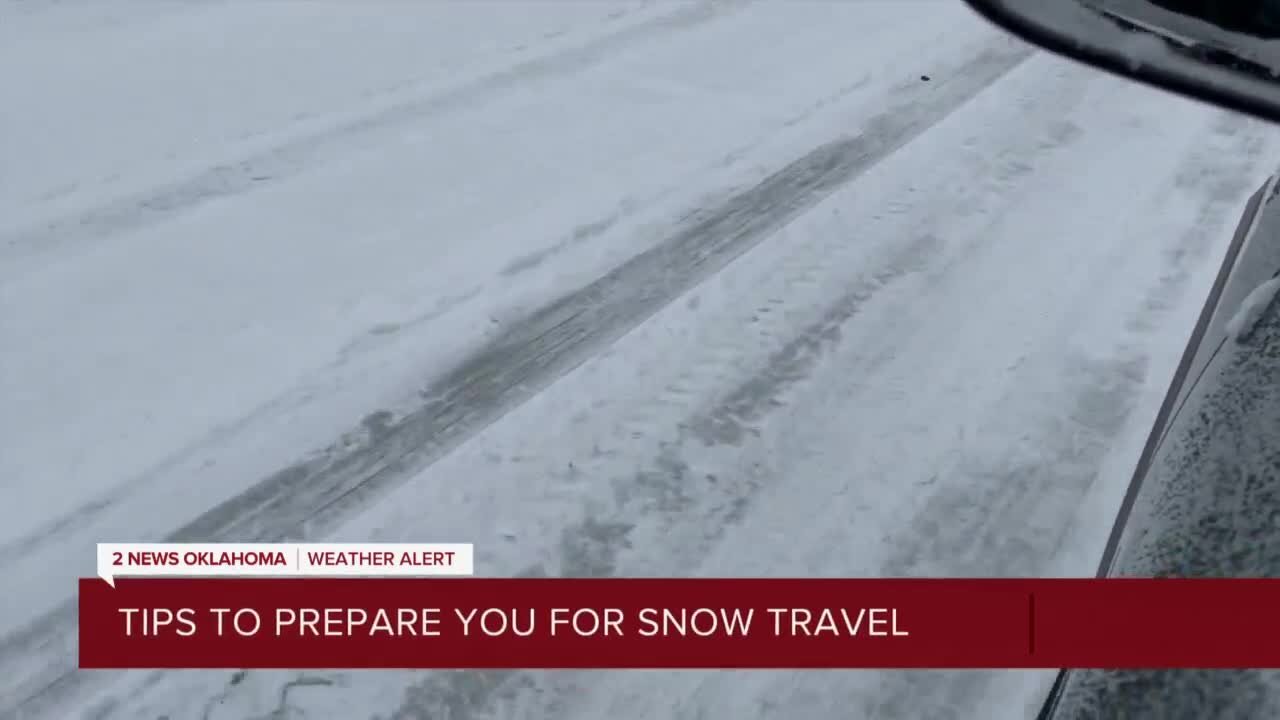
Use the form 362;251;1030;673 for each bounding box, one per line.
0;40;1032;719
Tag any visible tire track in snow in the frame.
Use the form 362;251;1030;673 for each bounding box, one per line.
368;52;1098;720
144;42;1079;720
0;45;881;575
179;43;1032;550
0;39;1034;718
0;0;749;279
526;62;1100;582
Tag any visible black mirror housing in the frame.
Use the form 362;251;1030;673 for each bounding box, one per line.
963;0;1280;124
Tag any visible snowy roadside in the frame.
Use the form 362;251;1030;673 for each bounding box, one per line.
2;2;1016;714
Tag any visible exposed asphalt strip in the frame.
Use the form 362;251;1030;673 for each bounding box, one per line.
0;41;1033;718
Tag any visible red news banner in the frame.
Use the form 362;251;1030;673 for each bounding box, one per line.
81;543;1280;669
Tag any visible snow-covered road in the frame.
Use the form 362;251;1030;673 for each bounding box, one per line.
3;1;1278;718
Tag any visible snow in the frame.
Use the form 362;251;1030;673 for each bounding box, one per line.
1227;275;1280;341
3;0;1279;718
0;0;1010;637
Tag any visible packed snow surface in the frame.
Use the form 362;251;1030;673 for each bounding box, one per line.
3;1;1278;718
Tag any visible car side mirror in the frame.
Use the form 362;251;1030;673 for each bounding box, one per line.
962;0;1280;123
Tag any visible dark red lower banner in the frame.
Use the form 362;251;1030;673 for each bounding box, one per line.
79;578;1280;669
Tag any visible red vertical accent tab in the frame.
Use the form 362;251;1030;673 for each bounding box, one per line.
1028;592;1035;655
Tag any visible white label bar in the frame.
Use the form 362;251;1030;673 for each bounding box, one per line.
96;543;474;586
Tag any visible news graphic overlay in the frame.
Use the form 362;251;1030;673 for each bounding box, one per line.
80;553;1280;670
